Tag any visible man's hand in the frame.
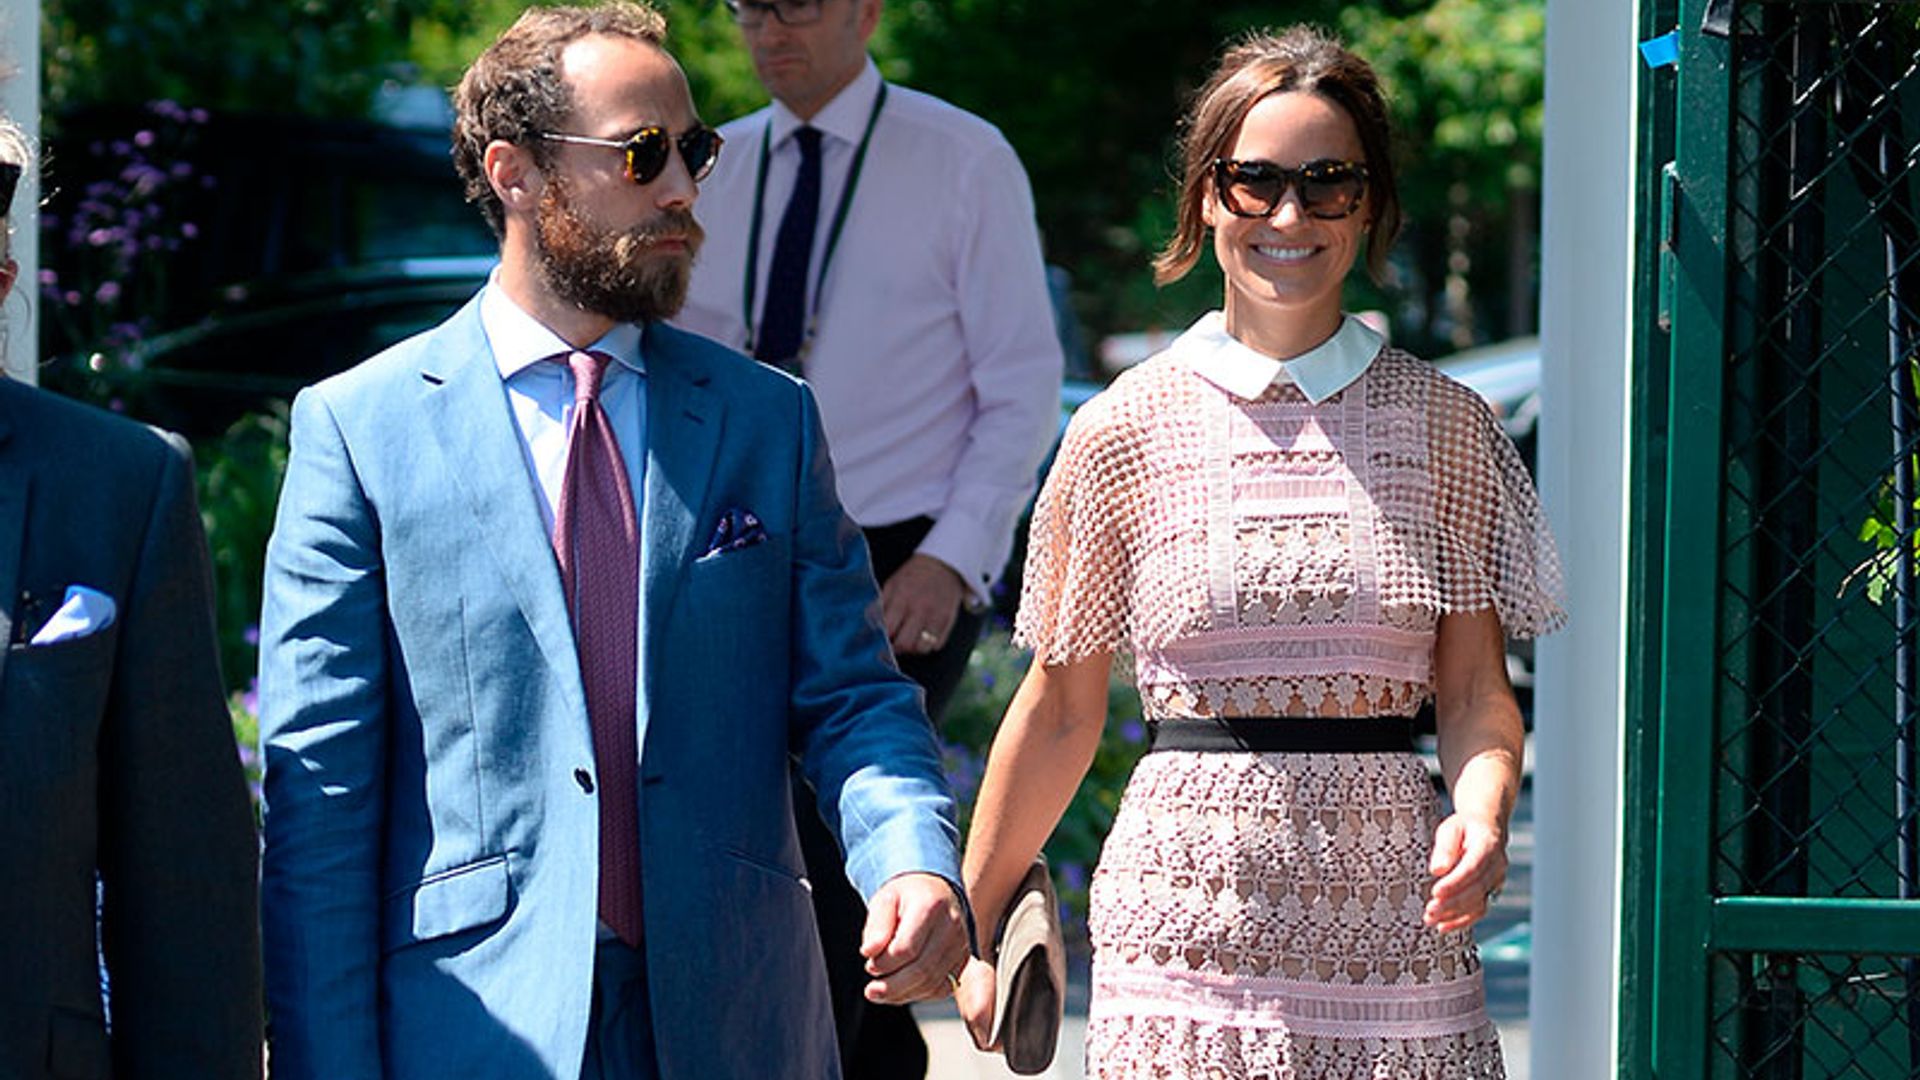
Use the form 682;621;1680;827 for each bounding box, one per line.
881;554;969;655
1424;811;1508;933
859;873;971;1004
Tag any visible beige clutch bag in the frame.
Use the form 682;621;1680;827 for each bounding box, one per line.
988;857;1067;1075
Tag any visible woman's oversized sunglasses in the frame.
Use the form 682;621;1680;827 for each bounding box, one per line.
1212;158;1369;220
540;125;725;186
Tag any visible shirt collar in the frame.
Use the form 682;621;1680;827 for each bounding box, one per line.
1177;311;1383;404
479;271;645;381
768;58;882;149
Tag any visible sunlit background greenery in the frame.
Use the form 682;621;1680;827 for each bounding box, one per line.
36;0;1547;916
43;0;1545;353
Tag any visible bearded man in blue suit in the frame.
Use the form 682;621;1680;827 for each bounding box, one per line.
256;6;971;1078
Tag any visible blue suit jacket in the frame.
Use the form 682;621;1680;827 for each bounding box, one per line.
258;297;960;1080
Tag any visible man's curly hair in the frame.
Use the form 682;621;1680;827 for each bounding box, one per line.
451;2;668;239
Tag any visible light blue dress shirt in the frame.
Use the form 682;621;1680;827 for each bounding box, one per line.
478;278;648;528
478;278;648;943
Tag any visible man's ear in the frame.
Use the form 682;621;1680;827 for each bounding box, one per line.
0;257;18;306
485;140;544;217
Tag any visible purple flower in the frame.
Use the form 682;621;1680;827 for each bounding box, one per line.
36;268;56;286
62;290;81;306
93;281;122;304
941;741;985;804
243;624;261;646
133;130;155;148
1060;861;1089;891
1120;720;1144;745
180;222;199;239
86;227;117;247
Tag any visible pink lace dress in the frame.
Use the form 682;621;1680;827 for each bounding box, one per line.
1015;316;1565;1078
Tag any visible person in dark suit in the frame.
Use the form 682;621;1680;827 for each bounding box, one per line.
255;7;970;1079
0;117;264;1079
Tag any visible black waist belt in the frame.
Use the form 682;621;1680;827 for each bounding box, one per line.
1146;716;1417;754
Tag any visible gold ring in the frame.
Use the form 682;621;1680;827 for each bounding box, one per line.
946;970;962;994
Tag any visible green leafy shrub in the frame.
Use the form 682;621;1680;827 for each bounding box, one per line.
194;406;290;817
940;630;1146;929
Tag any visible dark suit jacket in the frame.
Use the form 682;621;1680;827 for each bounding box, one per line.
0;378;263;1080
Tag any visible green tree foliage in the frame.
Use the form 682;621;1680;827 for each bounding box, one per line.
881;0;1543;353
43;0;1549;352
403;0;771;123
881;1;1333;342
1341;0;1546;346
42;0;481;117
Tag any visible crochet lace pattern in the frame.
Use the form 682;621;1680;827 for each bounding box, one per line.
1015;343;1564;1078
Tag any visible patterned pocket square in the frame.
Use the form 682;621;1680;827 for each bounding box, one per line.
703;507;767;557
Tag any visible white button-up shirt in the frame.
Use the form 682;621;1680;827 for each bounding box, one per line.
678;60;1063;601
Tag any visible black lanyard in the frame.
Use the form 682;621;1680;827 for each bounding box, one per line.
741;82;889;362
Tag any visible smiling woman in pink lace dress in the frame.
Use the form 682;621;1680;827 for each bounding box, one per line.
957;26;1565;1079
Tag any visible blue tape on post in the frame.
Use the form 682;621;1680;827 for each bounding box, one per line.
1639;31;1680;69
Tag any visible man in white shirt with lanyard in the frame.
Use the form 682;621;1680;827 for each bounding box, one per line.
675;0;1063;1074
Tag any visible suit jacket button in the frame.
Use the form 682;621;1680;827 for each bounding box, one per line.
574;769;594;794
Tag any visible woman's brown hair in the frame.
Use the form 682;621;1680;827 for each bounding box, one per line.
1153;26;1401;286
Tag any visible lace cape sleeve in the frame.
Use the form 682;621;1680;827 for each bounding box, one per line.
1426;366;1568;638
1012;390;1143;664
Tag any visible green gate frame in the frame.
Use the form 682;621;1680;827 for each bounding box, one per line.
1623;0;1920;1075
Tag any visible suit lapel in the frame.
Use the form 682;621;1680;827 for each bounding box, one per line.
420;302;587;718
638;324;721;721
0;393;22;685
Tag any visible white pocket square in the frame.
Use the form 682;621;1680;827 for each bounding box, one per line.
29;585;117;646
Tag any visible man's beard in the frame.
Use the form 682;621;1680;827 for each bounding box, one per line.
533;176;704;324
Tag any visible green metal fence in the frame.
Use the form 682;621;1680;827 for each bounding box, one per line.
1635;0;1920;1075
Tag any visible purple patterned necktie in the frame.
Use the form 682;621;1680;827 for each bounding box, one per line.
551;349;643;946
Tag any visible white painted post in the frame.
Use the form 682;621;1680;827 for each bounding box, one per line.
1;0;39;381
1532;0;1639;1076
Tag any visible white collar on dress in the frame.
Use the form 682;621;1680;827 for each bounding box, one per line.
1175;311;1383;404
479;270;645;381
767;58;883;150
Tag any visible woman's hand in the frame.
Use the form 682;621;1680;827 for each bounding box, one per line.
1424;810;1508;932
1428;608;1524;934
956;955;1000;1051
958;652;1112;1050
